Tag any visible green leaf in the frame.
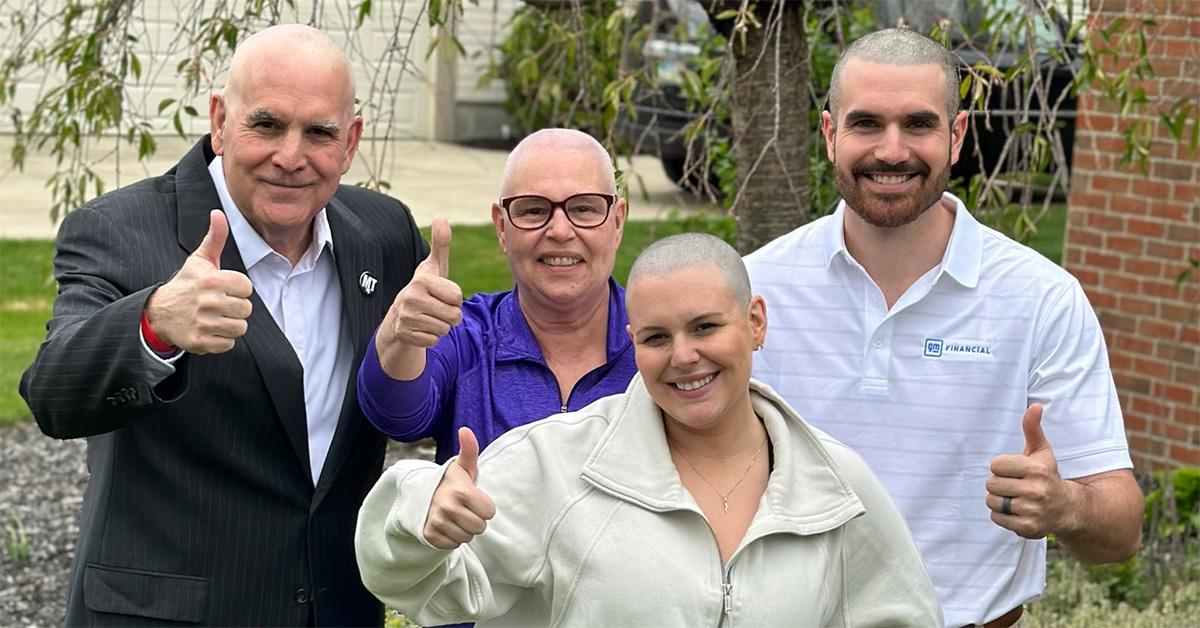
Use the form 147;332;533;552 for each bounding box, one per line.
157;98;176;114
183;105;198;117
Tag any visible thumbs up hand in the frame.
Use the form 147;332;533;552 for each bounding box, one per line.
376;217;464;379
985;404;1077;539
423;427;497;550
144;210;254;354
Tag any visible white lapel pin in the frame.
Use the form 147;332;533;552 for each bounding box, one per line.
359;271;378;296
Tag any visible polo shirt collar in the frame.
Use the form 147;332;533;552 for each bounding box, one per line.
495;277;629;363
207;156;334;270
821;192;981;288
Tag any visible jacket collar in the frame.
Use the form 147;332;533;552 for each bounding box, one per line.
822;192;982;289
495;278;630;363
581;375;865;535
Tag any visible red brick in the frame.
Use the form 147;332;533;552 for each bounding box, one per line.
1126;414;1149;433
1164;39;1197;59
1094;135;1128;154
1146;241;1185;260
1154;160;1196;181
1135;357;1172;379
1110;195;1146;215
1104;273;1140;293
1111;348;1136;370
1124;258;1163;277
1166;424;1190;443
1070;192;1110;210
1140;318;1179;340
1076;112;1116;133
1166;223;1200;243
1117;372;1154;394
1177;407;1200;427
1102;311;1140;332
1120;296;1158;316
1156;343;1197;364
1115;333;1154;355
1108;234;1145;253
1143;279;1183;299
1149;202;1189;221
1170;445;1200;466
1163;383;1196;404
1150;418;1168;437
1071;267;1101;287
1086;212;1124;230
1155;18;1193;37
1085;286;1116;307
1183;325;1200;345
1067;248;1084;266
1093;174;1132;193
1173;184;1199;204
1069;227;1104;248
1161;302;1197;324
1132;395;1170;417
1133;179;1171;198
1085;250;1122;270
1174;363;1200;384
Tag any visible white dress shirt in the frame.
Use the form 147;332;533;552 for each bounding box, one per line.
206;156;353;485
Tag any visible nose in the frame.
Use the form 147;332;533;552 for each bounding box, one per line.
873;124;910;165
670;338;700;368
271;130;307;172
543;205;576;241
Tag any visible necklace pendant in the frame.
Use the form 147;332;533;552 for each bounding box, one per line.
722;497;729;513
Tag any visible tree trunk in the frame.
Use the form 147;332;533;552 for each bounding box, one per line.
714;2;811;255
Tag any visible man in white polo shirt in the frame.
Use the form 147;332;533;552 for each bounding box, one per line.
745;28;1143;627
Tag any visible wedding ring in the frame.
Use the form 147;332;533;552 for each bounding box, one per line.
1000;495;1013;516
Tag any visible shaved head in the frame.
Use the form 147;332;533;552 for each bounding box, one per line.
829;28;959;120
224;24;356;118
500;128;616;198
627;233;751;307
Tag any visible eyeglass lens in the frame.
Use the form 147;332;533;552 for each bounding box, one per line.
507;194;610;229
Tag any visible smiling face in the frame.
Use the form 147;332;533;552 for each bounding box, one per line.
822;58;967;229
626;265;766;435
492;139;626;311
210;32;362;255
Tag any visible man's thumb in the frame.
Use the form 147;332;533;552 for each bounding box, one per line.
1022;403;1049;456
455;426;480;482
428;217;452;278
195;209;229;266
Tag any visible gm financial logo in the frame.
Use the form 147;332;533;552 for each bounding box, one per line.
924;338;992;358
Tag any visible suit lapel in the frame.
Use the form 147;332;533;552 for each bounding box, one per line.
313;193;385;508
176;137;312;478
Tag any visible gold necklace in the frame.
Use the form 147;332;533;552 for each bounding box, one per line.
671;434;767;513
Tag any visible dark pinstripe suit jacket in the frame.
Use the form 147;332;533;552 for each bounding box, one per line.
20;137;426;626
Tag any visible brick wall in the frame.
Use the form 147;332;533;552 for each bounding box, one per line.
1064;0;1199;469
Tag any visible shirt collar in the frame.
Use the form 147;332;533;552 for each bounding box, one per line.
207;155;335;270
821;192;981;288
495;277;630;363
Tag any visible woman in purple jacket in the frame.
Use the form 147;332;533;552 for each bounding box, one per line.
358;129;638;462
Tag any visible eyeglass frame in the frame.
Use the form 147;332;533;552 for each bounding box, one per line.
498;193;617;230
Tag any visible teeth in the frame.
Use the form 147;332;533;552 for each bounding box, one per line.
870;174;911;185
674;374;715;391
543;257;581;266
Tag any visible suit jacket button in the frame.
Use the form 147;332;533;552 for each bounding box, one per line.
294;588;310;604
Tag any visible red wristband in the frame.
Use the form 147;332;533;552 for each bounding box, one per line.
140;312;177;355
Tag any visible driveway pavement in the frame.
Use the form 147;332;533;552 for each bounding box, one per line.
0;136;716;239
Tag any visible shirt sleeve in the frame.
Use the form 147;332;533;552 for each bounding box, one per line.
357;328;462;442
354;445;550;625
1028;279;1133;479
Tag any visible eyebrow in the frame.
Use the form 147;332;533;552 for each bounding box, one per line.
633;312;724;336
842;109;943;126
244;110;342;136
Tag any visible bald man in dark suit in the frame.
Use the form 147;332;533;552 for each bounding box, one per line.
21;24;425;626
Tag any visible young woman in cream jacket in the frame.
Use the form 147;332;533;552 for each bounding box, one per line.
355;234;942;627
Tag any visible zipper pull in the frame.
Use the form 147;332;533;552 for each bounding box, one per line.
723;581;733;614
560;403;568;413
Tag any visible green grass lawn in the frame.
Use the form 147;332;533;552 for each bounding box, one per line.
0;206;1065;425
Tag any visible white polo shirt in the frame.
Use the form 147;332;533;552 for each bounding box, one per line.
745;193;1131;627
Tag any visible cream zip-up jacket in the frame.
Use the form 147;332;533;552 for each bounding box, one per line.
356;376;942;627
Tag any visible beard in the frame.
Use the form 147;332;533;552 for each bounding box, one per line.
834;155;950;229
